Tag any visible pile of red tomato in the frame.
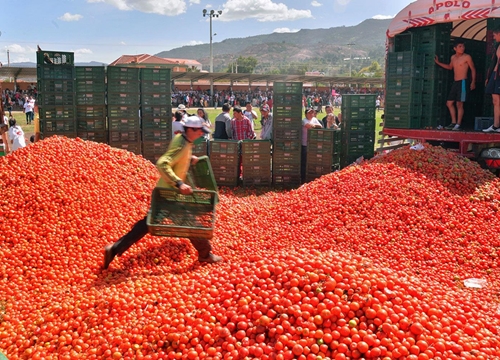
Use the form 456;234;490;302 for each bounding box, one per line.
0;137;499;360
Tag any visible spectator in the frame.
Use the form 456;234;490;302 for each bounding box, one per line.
243;102;258;131
4;93;13;116
197;108;212;140
172;110;185;137
231;106;256;141
23;96;34;125
260;104;273;140
8;118;26;152
321;105;340;129
213;103;232;139
176;104;189;121
301;107;323;183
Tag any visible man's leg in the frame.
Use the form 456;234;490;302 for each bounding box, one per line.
189;238;222;263
103;215;149;269
456;101;464;126
493;94;500;128
446;100;457;124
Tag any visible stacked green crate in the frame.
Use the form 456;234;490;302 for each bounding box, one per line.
75;66;107;143
141;68;172;163
483;18;500;116
306;129;342;182
241;140;272;186
36;50;76;138
209;140;239;186
107;67;141;154
272;82;302;187
341;94;376;167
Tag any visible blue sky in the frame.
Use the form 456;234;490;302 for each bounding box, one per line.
0;0;413;65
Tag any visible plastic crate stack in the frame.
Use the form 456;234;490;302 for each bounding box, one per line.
385;23;452;129
305;129;342;182
272;82;303;187
341;94;376;167
36;50;76;139
209;140;239;187
241;140;272;186
141;68;172;163
75;66;107;143
107;67;141;154
192;139;208;157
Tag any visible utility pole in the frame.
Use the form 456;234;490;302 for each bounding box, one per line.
202;9;222;106
347;43;355;77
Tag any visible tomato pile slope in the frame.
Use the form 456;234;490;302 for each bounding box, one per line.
0;137;499;359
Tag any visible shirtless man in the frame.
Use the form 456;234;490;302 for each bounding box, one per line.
484;28;500;133
435;39;476;131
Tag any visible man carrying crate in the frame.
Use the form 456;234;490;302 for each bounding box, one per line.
103;116;222;269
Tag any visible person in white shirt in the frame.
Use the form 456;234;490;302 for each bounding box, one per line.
243;102;258;131
172;111;185;138
301;107;323;183
23;96;34;124
8;118;26;151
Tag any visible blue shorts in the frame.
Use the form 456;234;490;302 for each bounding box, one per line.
447;79;468;102
486;72;500;95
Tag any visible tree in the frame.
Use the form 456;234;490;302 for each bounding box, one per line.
226;56;258;73
357;61;383;77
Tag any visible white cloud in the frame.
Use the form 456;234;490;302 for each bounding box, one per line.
311;1;322;6
74;48;93;55
120;41;127;45
4;44;35;54
186;40;204;46
273;27;299;33
59;13;83;21
87;0;187;16
220;0;312;22
372;14;394;20
189;0;200;3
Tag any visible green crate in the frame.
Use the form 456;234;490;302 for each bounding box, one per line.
107;92;140;106
39;106;76;119
109;141;142;155
142;93;171;106
242;177;272;187
109;118;141;131
345;131;374;144
341;94;376;108
75;66;106;80
242;153;271;165
307;152;334;166
141;68;172;81
384;114;421;129
273;116;302;130
191;139;208;157
107;66;140;81
273;140;301;151
77;118;106;131
41;118;76;133
273;163;301;173
240;139;271;154
142;141;168;156
37;65;75;80
210;140;239;154
273;94;302;106
342;107;376;121
142;129;171;142
77;105;107;118
142;81;171;93
38;79;75;93
242;164;271;174
76;92;106;105
107;79;140;93
212;164;239;175
76;79;106;93
142;117;172;129
273;174;301;186
142;105;172;117
273;82;302;94
273;149;301;163
213;174;239;187
189;156;218;192
37;50;74;65
210;153;239;166
307;141;335;153
344;120;375;132
108;105;140;118
385;90;412;103
308;129;339;142
38;93;75;106
77;130;108;143
274;128;300;140
273;105;303;118
109;130;141;143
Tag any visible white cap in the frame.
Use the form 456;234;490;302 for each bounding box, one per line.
184;116;210;134
177;104;186;111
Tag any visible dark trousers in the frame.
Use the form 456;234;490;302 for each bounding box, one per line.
301;145;307;183
111;215;212;259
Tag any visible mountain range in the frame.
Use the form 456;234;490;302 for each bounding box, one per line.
9;19;391;76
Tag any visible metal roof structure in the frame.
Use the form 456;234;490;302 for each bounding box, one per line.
0;66;384;87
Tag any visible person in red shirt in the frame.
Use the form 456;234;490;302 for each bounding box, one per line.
231;106;256;140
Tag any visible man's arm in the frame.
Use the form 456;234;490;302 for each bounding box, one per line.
435;55;453;70
225;116;232;139
467;55;476;90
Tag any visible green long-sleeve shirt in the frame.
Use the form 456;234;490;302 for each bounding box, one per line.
156;134;193;188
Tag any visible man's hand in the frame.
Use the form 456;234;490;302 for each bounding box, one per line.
470;82;476;90
434;55;439;64
179;183;193;195
191;156;199;165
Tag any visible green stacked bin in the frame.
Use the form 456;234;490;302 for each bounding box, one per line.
341;94;376;167
75;66;107;143
306;129;342;182
107;66;141;154
272;82;303;187
241;140;272;186
37;50;76;139
141;68;172;163
209;140;239;187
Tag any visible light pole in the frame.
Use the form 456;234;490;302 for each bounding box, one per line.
347;43;355;77
203;9;222;106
